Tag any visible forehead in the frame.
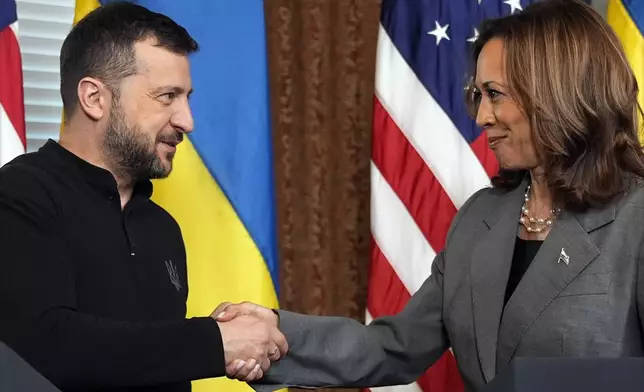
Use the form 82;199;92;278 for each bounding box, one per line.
475;38;506;84
132;40;192;88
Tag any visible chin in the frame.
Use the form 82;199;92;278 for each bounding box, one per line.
157;151;174;164
494;154;509;169
494;154;516;170
497;161;521;172
149;166;172;180
160;162;172;177
149;157;173;179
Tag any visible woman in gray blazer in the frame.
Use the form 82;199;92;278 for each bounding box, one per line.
216;0;644;391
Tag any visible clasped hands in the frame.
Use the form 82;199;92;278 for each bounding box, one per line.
211;301;287;382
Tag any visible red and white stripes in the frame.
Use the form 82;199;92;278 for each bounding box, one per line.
0;19;26;166
366;23;496;392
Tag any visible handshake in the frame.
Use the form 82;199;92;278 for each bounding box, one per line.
211;302;287;382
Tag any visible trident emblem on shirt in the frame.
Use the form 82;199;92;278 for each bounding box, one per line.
165;260;181;291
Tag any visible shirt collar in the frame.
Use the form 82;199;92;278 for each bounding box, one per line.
41;139;153;201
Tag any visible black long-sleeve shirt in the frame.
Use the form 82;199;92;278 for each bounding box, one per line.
0;140;225;391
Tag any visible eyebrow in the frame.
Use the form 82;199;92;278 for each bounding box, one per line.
480;81;507;90
151;85;194;97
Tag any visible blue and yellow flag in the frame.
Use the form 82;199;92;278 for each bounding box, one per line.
72;0;100;24
69;1;279;391
608;0;644;142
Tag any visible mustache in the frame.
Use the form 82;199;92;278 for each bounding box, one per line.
157;131;183;145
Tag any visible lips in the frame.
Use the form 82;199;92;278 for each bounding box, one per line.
159;136;183;148
487;135;506;147
162;140;178;148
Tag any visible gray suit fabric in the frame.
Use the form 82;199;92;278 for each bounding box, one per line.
253;177;644;391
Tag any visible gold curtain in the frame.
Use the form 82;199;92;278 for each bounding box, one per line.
265;1;382;390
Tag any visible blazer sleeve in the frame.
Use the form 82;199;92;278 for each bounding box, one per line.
251;187;489;391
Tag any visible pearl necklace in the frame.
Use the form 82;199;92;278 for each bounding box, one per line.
519;185;560;233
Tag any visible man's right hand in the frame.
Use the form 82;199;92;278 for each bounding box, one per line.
214;313;288;381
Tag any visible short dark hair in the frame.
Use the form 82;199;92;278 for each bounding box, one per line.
465;0;644;211
60;1;198;119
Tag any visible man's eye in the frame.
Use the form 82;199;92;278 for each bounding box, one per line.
159;92;176;103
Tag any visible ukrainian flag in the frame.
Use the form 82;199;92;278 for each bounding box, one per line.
69;1;279;391
608;0;644;141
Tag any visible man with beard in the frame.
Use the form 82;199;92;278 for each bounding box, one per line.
0;2;286;392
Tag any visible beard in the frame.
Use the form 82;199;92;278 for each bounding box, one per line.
103;100;180;182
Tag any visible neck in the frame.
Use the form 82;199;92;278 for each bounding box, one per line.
528;167;553;216
59;123;135;207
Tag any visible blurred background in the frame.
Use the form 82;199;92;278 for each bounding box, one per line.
0;1;637;392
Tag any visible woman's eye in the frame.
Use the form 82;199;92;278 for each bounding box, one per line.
488;89;502;100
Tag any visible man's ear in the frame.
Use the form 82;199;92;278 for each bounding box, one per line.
77;77;110;121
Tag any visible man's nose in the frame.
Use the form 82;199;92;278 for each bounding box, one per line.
171;101;194;134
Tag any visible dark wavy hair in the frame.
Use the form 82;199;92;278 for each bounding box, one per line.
465;0;644;211
60;1;198;119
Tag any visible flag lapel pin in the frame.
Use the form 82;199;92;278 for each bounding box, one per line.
558;248;570;265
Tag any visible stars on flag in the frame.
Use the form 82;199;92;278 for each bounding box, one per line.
467;28;479;43
427;21;450;46
428;1;525;47
504;0;523;13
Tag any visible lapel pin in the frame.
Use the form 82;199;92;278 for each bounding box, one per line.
558;248;570;265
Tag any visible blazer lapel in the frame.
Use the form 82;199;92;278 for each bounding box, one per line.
470;181;526;383
495;204;613;368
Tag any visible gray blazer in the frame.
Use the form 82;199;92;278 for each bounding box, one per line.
253;177;644;392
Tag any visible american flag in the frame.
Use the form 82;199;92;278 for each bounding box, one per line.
0;0;26;166
366;1;536;391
